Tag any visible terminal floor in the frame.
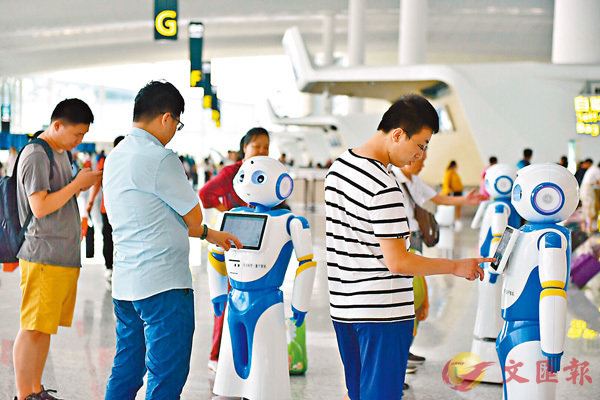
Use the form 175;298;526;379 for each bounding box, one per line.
0;208;599;399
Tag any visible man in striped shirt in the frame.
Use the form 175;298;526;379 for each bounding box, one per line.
325;94;492;399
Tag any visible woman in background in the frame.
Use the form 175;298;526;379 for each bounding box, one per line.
442;160;464;230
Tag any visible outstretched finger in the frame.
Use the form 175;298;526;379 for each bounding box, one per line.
477;257;496;264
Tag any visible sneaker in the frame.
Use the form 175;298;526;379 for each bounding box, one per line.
14;395;41;400
405;365;418;374
208;359;218;372
408;352;426;366
454;220;463;232
38;386;62;400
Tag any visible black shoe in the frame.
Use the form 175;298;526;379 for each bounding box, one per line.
14;394;41;400
408;352;426;366
37;386;62;400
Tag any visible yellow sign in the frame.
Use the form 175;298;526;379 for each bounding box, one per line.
190;70;202;87
155;10;177;37
574;96;600;137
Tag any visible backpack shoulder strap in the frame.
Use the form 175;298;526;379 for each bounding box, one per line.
399;181;416;206
28;138;56;181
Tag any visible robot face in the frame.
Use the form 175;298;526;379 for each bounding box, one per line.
233;156;294;208
484;164;517;198
511;163;578;223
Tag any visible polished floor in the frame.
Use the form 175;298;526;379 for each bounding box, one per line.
0;207;599;399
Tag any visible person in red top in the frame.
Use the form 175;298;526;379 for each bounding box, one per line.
199;127;270;371
87;136;125;285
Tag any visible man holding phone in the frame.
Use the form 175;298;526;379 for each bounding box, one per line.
13;99;101;400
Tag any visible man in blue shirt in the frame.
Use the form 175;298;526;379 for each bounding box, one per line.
517;148;533;169
103;81;241;400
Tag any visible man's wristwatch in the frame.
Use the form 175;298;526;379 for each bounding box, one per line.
200;224;209;240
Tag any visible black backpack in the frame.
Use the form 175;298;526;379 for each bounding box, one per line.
0;138;58;263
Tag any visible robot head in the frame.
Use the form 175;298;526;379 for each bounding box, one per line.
233;156;294;209
484;164;517;199
511;163;578;223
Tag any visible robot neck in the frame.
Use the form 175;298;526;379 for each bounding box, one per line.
251;204;273;213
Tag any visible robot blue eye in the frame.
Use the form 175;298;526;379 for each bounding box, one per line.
252;170;267;184
512;184;522;201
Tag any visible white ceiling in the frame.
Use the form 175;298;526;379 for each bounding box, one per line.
0;0;554;76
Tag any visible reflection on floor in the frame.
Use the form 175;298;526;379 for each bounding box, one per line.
0;208;598;399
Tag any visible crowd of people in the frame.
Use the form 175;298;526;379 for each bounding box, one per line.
4;81;600;400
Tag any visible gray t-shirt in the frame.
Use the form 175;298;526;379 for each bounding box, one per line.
16;143;81;267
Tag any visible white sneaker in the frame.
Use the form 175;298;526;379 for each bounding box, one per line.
454;220;463;232
208;360;218;372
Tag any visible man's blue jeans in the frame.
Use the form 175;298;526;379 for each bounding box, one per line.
105;289;195;400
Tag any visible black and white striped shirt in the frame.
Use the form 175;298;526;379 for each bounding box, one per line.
325;150;414;323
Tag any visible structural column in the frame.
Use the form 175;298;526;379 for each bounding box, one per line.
399;0;427;65
347;0;365;113
552;0;600;64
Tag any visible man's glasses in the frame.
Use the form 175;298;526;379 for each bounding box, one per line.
171;114;184;131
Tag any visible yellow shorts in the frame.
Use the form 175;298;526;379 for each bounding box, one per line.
19;260;80;335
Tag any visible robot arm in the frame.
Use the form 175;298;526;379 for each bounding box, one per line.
538;231;568;373
290;216;317;327
471;200;489;229
487;204;509;279
207;244;229;316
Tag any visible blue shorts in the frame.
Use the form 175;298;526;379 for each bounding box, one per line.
333;319;414;400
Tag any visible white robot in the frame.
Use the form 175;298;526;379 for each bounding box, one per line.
496;163;578;399
207;156;317;400
470;164;520;383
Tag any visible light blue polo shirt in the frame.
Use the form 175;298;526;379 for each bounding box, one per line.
103;128;199;301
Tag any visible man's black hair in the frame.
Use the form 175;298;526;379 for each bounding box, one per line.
489;156;498;164
584;158;593;164
238;127;269;158
113;135;125;147
51;98;94;125
523;148;533;158
133;81;185;122
377;94;439;137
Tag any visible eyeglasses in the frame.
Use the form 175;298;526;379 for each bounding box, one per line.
399;128;428;153
171;113;184;131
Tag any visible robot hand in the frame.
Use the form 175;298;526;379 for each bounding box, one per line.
291;306;307;327
212;294;227;317
546;353;562;373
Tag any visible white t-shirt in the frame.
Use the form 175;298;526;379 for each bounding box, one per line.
582;165;600;186
325;150;413;323
391;167;437;232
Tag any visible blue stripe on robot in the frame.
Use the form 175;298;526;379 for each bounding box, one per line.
227;288;283;379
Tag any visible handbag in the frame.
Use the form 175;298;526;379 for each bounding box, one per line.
400;182;440;247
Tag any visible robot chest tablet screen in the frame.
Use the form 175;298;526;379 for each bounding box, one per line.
490;226;520;274
220;213;268;250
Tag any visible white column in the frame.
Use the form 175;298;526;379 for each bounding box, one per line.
322;12;335;67
399;0;428;65
347;0;365;113
552;0;600;64
319;12;335;115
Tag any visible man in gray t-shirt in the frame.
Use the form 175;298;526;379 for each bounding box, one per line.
12;99;101;400
17;145;81;267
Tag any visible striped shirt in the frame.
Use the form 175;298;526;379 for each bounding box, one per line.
325;150;413;323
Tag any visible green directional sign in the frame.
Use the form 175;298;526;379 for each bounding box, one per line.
154;0;178;41
189;22;204;87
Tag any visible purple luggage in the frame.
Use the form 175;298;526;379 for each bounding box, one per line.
570;253;600;288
